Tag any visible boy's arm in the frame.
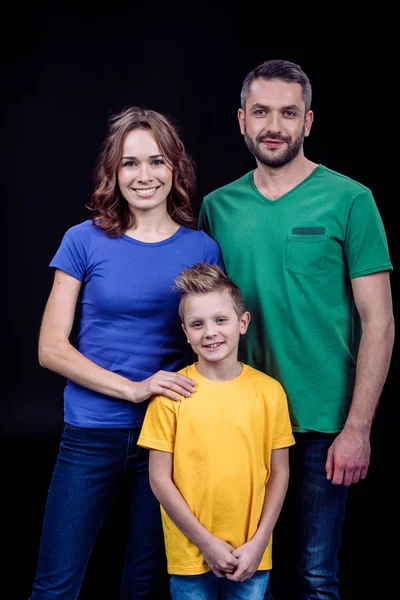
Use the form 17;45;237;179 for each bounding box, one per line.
226;447;290;582
149;449;239;577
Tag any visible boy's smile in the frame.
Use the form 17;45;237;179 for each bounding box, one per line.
182;290;250;374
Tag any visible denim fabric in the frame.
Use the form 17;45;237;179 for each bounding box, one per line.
265;434;349;600
171;570;269;599
30;424;168;599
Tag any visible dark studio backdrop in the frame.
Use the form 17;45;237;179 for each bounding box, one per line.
2;8;397;600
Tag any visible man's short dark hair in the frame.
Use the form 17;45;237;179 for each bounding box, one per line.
240;59;312;112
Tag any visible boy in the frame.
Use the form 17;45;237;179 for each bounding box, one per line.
138;264;295;599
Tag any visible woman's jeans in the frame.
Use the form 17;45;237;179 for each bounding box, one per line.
265;433;349;600
171;570;270;599
30;424;168;599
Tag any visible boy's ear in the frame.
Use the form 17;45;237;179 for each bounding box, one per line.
181;322;190;343
239;311;251;335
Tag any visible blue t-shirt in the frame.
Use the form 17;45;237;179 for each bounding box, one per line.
50;220;224;427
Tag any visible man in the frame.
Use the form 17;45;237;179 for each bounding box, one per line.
198;59;394;600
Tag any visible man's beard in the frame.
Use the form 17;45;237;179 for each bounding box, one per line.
244;123;306;168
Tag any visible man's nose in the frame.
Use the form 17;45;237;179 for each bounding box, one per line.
265;112;282;133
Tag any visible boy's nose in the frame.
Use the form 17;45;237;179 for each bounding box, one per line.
204;329;217;338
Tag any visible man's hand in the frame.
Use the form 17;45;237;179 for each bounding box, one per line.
325;427;370;486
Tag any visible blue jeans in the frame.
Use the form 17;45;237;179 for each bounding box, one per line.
30;424;168;599
171;570;269;599
265;433;348;600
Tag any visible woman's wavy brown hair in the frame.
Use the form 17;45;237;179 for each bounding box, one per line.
88;106;197;236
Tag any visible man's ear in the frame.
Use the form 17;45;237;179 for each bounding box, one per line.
238;108;245;135
304;110;314;137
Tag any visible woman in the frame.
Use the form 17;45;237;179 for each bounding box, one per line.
30;106;224;599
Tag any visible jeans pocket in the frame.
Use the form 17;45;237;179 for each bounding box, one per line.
286;234;328;276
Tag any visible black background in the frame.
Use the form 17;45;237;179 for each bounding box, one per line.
2;7;397;600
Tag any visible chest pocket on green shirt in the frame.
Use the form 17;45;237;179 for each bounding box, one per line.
286;233;328;276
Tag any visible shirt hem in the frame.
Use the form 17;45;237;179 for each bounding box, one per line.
292;426;342;434
168;564;272;575
49;262;83;282
137;436;174;453
350;264;393;278
272;435;296;450
64;419;145;429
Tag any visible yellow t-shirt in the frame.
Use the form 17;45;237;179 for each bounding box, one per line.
138;363;295;575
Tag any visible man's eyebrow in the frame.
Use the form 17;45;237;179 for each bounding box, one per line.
249;102;301;111
249;102;269;110
281;104;301;111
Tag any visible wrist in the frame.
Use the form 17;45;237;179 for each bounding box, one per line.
195;530;214;550
251;528;271;550
343;420;372;437
121;380;140;403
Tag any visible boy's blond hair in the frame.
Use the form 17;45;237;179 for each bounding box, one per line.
174;263;246;321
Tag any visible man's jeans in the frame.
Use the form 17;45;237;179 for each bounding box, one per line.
171;570;270;599
30;423;168;599
265;433;348;600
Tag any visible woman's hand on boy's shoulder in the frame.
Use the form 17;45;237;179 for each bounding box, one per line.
127;371;196;403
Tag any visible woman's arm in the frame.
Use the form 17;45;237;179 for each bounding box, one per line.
39;269;196;403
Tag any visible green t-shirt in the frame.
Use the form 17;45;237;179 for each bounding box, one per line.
198;165;393;433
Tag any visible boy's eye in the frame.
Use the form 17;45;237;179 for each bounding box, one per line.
191;322;202;328
216;317;227;323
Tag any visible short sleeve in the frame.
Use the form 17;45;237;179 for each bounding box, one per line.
345;190;393;278
201;231;225;272
198;200;211;235
137;395;178;453
49;221;92;282
272;382;296;450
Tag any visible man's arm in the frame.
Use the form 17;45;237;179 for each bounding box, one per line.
149;449;239;577
326;271;395;486
226;447;290;582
